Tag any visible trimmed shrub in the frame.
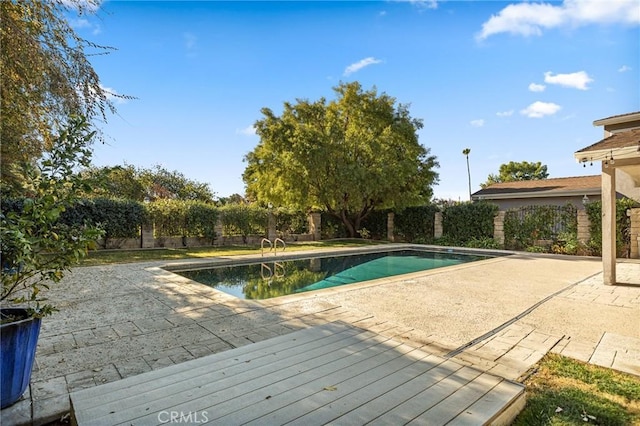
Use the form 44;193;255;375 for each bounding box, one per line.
442;202;498;245
360;210;389;240
147;199;218;240
274;208;309;236
394;205;438;243
586;198;637;257
219;204;267;238
504;204;577;251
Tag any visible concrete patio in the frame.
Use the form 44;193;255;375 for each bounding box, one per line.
1;245;639;425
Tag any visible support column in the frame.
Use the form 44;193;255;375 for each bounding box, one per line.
629;208;640;259
387;212;395;242
493;211;506;246
434;212;443;239
308;212;321;241
602;166;616;285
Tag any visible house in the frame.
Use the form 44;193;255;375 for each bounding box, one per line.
574;111;640;284
471;175;603;211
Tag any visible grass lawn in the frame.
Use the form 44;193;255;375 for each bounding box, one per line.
513;354;640;425
81;239;388;266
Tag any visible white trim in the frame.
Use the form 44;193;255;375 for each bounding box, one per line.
574;146;640;163
593;112;640;126
472;188;601;201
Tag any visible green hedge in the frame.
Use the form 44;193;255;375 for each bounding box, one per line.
586;198;636;256
274;207;309;236
504;204;577;250
394;205;438;243
147;199;218;240
2;197;146;240
442;202;498;245
218;204;267;238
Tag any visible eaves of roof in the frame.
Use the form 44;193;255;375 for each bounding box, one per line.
574;128;640;162
593;111;640;126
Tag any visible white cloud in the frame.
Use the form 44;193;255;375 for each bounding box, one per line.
528;83;546;92
544;71;593;90
99;84;128;104
477;0;640;40
184;33;197;52
236;125;256;136
343;57;383;76
408;0;438;10
520;101;561;118
619;65;632;72
496;110;514;117
379;11;387;17
470;119;485;127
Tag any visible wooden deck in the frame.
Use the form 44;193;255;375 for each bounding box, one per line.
70;322;525;425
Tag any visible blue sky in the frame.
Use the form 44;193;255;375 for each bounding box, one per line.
76;0;639;200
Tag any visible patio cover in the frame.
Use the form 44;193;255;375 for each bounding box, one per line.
574;126;640;284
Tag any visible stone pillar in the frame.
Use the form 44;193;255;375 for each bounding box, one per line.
493;211;506;246
214;218;224;246
602;166;616;285
268;210;276;241
308;212;321;241
629;207;640;259
387;212;395;242
577;209;591;245
434;212;443;239
141;223;154;249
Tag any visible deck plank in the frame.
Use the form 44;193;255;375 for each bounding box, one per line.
114;330;398;425
71;321;526;426
79;325;372;424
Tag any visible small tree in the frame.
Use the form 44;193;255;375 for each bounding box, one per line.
481;161;549;188
1;117;104;317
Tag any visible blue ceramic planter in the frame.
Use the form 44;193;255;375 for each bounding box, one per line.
1;308;41;409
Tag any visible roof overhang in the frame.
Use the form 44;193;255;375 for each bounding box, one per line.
473;188;601;201
593;112;640;127
574;145;640;163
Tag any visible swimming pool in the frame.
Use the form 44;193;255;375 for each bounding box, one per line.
174;248;499;300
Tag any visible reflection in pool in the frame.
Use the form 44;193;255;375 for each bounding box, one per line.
175;249;496;300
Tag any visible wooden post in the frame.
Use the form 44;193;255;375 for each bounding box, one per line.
602;166;616;285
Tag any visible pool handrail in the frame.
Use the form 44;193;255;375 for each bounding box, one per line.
261;238;286;256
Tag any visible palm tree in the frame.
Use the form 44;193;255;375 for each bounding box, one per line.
462;148;471;200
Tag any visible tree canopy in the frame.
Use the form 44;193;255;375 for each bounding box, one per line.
481;161;549;188
1;0;129;191
243;81;439;237
81;164;215;203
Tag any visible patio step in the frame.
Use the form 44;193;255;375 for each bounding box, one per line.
71;321;526;425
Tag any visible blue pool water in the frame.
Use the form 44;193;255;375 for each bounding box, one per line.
176;249;495;300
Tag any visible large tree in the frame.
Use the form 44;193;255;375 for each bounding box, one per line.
81;164;215;203
243;82;439;237
481;161;549;188
1;0;128;191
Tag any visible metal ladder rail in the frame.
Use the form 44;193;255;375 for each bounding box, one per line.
261;238;287;256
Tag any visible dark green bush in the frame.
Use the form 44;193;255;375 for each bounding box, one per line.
394;205;438;242
360;210;389;240
219;204;267;238
320;213;349;239
504;204;577;251
61;198;146;240
147;199;218;239
586;198;637;257
274;208;309;236
442;202;498;245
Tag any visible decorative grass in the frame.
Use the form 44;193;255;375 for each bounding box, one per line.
513;354;640;425
80;239;388;266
